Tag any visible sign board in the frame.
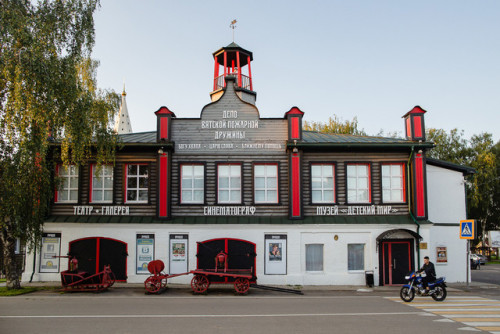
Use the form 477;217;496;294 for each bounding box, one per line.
136;234;155;274
39;233;61;273
489;231;500;248
264;235;287;275
169;234;188;274
460;220;477;240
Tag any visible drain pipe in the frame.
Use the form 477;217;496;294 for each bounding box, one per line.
407;146;421;269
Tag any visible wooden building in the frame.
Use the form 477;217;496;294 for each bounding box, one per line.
23;43;473;286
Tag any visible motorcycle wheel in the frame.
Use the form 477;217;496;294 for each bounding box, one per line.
431;285;447;301
400;287;415;302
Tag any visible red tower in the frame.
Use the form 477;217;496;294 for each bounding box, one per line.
211;42;255;103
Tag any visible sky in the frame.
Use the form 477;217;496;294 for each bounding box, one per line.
92;0;500;142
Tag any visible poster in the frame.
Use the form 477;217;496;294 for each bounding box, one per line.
169;234;188;274
489;231;500;248
39;232;61;273
136;234;154;274
269;242;282;261
436;246;447;263
265;235;287;275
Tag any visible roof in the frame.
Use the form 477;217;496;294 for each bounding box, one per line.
46;215;431;225
295;131;433;149
426;157;476;176
118;131;156;143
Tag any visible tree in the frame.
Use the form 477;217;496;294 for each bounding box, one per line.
0;0;119;289
427;129;499;243
303;115;367;135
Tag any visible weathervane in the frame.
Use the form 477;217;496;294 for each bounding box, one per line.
230;19;237;42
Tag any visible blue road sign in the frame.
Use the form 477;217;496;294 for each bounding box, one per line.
460;220;476;240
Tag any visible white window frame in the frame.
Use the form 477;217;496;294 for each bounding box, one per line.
254;163;278;204
305;244;324;272
347;243;365;271
217;164;241;204
381;163;405;203
125;163;149;203
55;164;79;203
180;164;204;204
347;163;371;204
90;164;113;203
311;163;335;204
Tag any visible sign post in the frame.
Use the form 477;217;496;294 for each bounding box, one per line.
460;220;477;288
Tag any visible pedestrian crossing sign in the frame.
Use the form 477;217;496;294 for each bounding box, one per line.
460;220;476;239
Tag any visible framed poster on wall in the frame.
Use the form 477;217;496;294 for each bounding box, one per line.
136;234;155;274
169;234;188;274
39;232;61;273
436;246;447;263
265;234;287;275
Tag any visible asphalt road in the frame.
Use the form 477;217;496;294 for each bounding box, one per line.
472;262;500;285
1;287;497;334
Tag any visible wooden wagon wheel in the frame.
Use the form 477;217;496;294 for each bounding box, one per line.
191;275;209;293
144;276;162;294
234;277;250;294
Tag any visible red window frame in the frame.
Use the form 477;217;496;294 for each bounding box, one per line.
54;164;79;203
180;163;205;204
346;163;372;204
253;163;279;204
381;162;406;203
217;163;242;204
124;163;149;204
89;164;114;203
310;163;336;204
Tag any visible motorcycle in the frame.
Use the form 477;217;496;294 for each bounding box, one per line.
400;271;447;302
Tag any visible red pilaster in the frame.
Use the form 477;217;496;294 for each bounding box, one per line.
224;52;227;81
284;106;304;141
403;106;427;141
412;152;427;220
213;57;219;91
247;55;253;90
236;51;242;87
289;152;302;219
158;152;170;219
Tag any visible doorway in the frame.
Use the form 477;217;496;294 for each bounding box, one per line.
69;237;128;281
380;239;414;285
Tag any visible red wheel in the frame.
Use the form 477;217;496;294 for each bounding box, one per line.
234;277;250;294
191;275;209;293
144;276;162;293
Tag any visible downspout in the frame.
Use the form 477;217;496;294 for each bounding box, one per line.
407;146;421;269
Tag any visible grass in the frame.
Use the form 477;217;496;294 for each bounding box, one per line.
0;278;6;283
0;286;58;296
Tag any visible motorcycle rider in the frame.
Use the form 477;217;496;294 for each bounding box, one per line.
419;256;436;295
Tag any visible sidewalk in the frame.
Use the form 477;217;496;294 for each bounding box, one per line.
6;280;498;293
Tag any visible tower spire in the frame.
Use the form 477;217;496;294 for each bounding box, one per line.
114;85;133;134
230;19;237;42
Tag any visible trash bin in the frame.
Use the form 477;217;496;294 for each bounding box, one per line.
365;270;374;287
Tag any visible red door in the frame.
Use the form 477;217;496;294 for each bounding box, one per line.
69;237;128;281
381;240;413;285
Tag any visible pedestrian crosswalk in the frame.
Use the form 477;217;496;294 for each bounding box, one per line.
387;296;500;333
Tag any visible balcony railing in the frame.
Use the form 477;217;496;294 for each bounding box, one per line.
214;74;252;91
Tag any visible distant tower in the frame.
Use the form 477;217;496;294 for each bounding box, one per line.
210;42;256;104
114;86;133;134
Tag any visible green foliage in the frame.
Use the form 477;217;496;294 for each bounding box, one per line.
303;115;367;135
0;0;119;288
427;128;499;241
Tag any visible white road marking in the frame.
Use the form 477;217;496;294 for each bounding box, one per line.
0;311;425;319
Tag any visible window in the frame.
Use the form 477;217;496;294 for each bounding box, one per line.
181;164;204;204
347;164;371;203
126;164;148;203
56;165;79;203
382;163;405;203
218;164;241;204
90;165;113;203
311;164;335;203
254;164;278;204
306;244;323;271
348;244;365;271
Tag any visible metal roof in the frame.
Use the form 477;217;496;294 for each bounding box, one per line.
302;131;411;144
118;131;156;143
